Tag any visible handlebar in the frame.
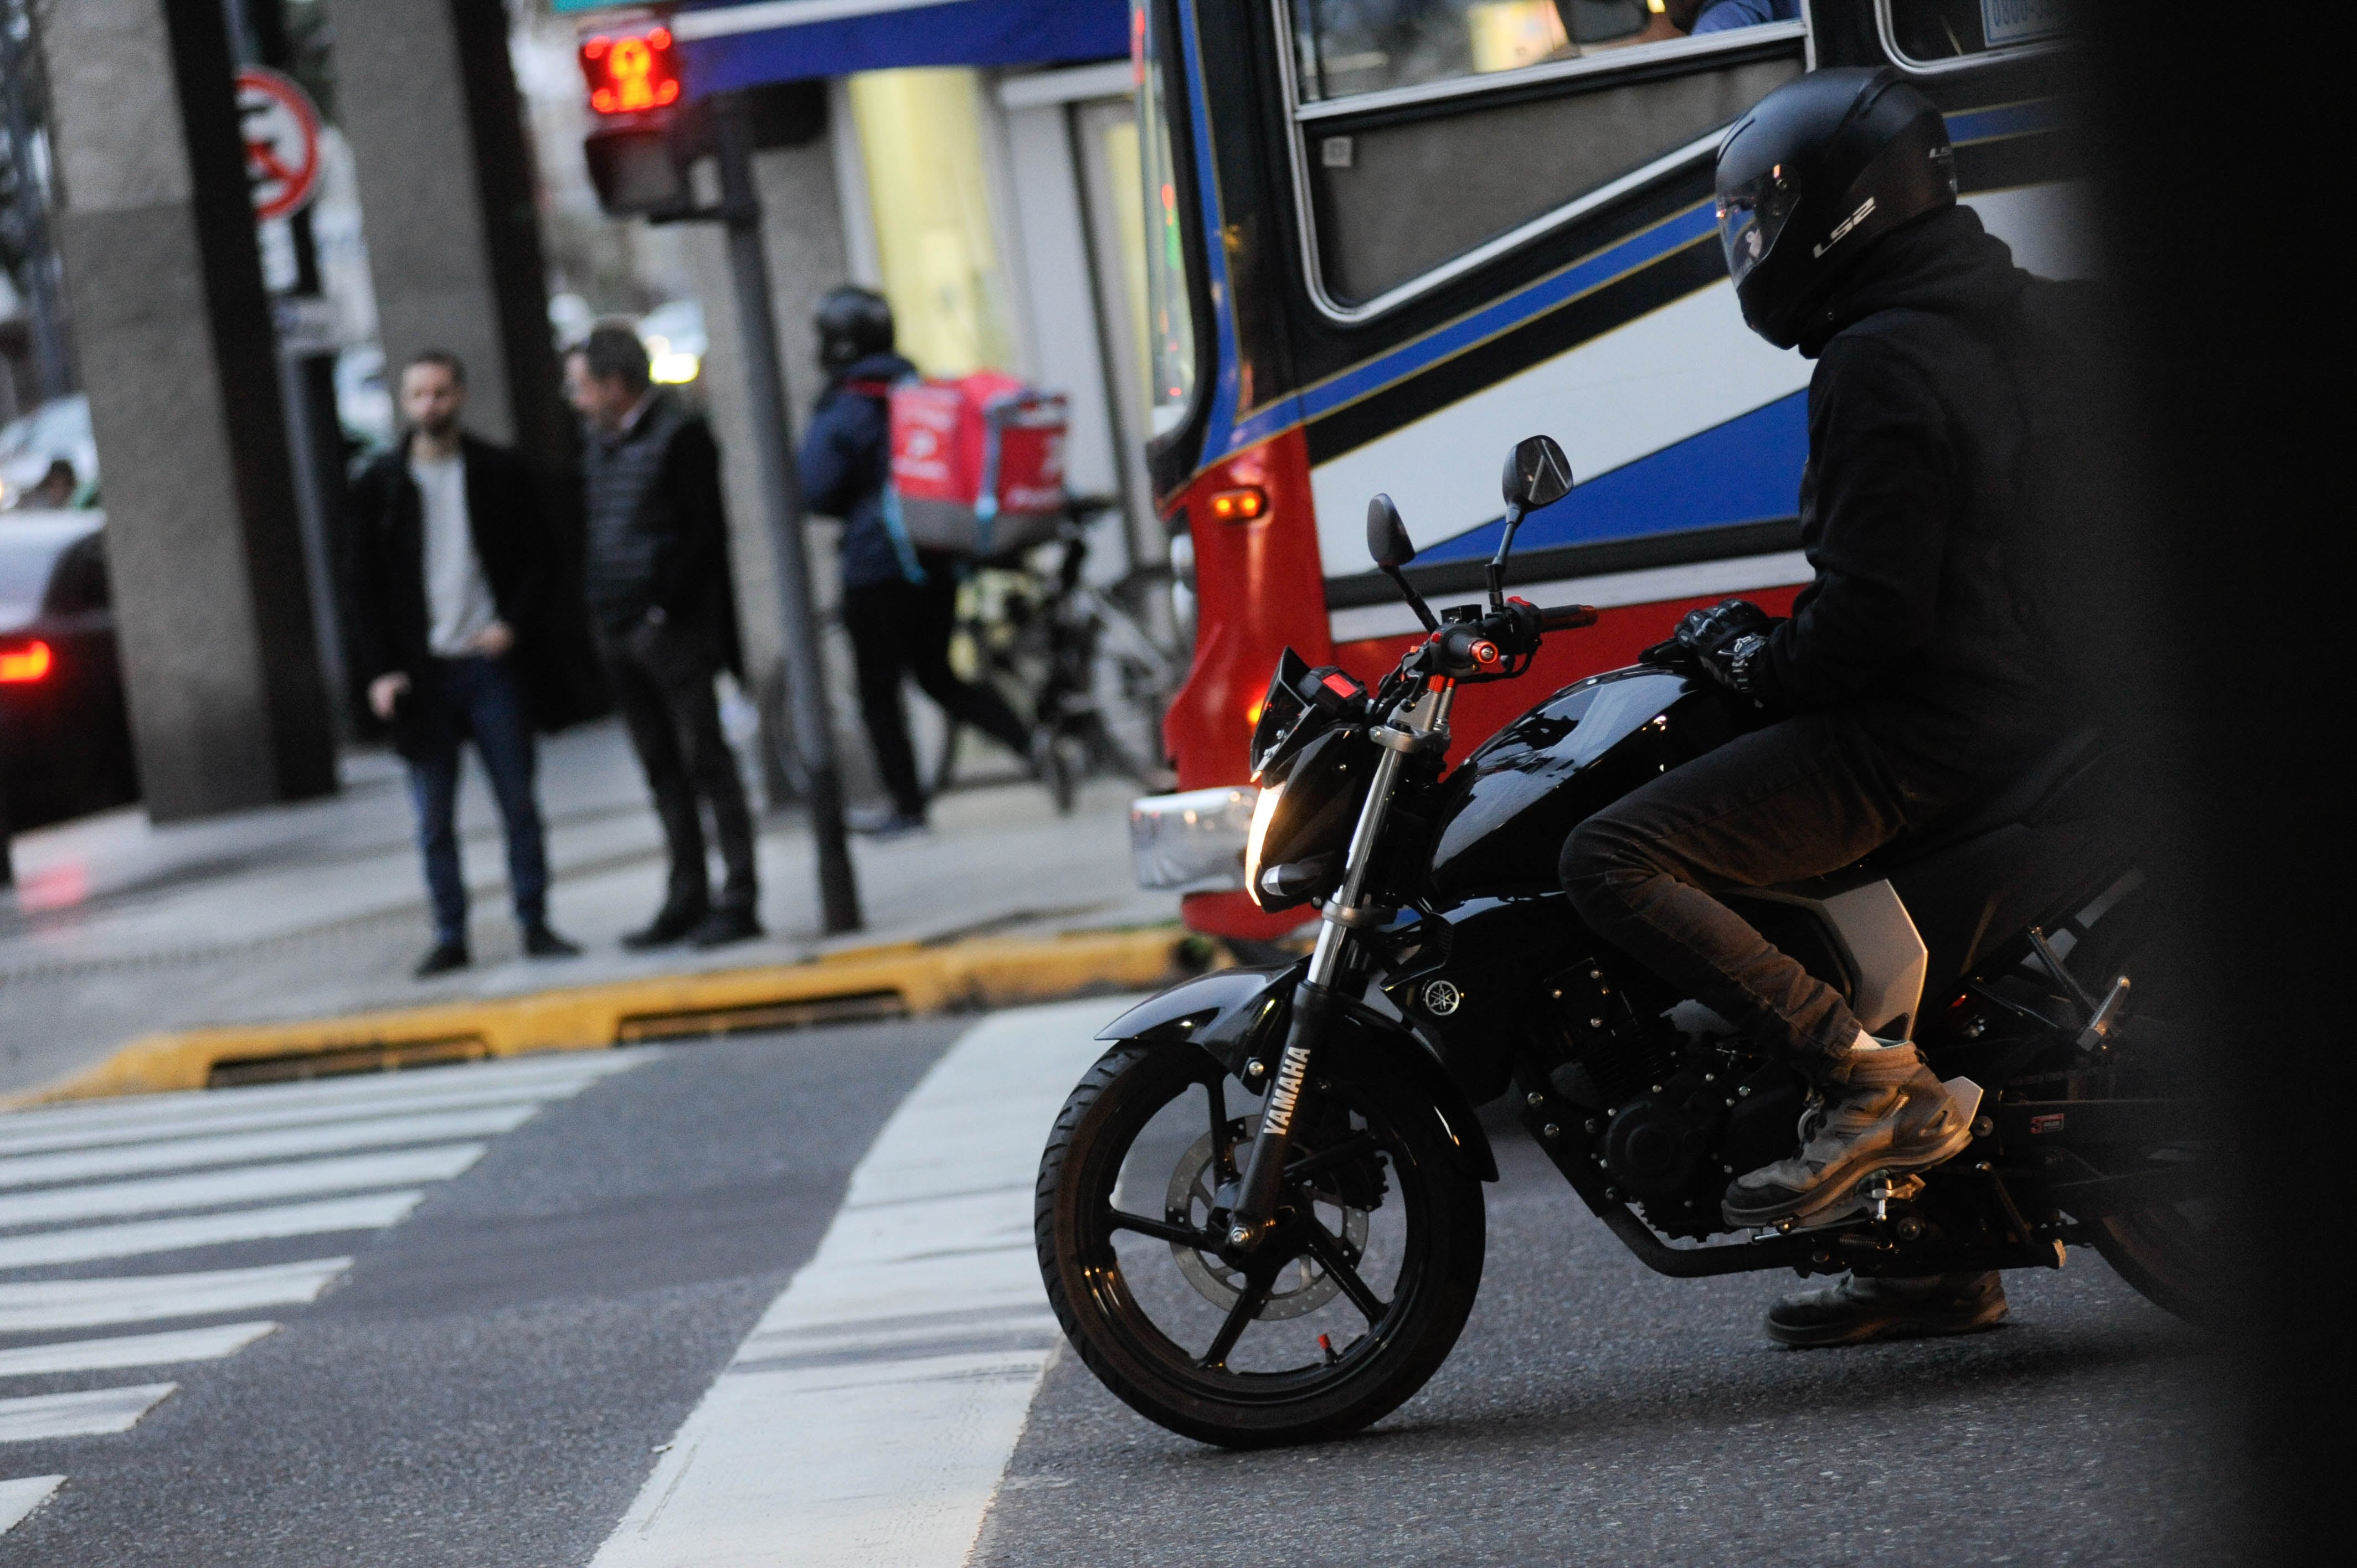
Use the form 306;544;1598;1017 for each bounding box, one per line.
1438;626;1502;668
1420;600;1601;677
1534;602;1598;631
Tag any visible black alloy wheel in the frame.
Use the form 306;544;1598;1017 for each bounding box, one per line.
2049;873;2222;1327
1036;1036;1485;1448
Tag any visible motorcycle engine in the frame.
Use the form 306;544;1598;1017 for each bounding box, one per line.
1542;959;1811;1239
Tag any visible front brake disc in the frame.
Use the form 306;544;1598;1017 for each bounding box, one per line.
1163;1123;1370;1321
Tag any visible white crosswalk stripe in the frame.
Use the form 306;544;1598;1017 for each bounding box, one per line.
0;1322;277;1378
0;1053;640;1154
0;1103;535;1187
0;1474;62;1534
595;1002;1123;1568
0;1385;178;1443
0;1190;427;1272
0;1050;652;1540
0;1143;486;1228
0;1076;598;1159
0;1259;349;1334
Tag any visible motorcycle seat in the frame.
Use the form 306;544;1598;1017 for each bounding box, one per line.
1871;729;2105;872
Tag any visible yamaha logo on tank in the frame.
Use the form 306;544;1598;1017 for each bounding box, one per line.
1421;979;1462;1017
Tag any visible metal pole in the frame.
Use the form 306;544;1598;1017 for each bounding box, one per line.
1;2;71;401
710;92;861;933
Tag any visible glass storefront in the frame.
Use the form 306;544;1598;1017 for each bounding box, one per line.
847;67;1016;377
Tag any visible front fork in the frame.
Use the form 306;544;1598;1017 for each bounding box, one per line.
1224;680;1454;1251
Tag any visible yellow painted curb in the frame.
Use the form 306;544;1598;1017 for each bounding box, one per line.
14;926;1208;1107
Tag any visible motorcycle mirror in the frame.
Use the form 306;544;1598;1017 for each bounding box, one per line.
1486;436;1572;608
1366;494;1439;633
1366;493;1417;569
1502;434;1573;511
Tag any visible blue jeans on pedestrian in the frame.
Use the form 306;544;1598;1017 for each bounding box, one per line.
406;656;550;947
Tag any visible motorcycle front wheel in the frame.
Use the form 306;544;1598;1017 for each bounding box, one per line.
1036;1036;1485;1448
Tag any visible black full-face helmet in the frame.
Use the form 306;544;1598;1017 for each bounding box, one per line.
815;285;894;374
1715;68;1958;349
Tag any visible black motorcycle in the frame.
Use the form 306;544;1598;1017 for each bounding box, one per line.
1036;437;2208;1448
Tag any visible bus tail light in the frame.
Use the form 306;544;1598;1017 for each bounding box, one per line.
0;639;52;683
1206;486;1267;523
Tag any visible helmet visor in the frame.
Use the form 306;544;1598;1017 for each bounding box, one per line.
1717;167;1800;290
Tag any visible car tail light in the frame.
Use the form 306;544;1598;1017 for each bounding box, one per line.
0;639;53;683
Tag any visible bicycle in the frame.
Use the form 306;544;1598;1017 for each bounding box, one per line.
932;496;1183;813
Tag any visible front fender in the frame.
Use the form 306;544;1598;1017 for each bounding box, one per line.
1097;963;1497;1183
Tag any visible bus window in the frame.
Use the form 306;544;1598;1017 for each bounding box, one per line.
1881;0;2071;66
1288;1;1661;102
1138;0;1200;436
1285;0;1803;311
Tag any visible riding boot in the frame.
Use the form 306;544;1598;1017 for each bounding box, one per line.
1766;1270;2008;1347
1723;1036;1972;1229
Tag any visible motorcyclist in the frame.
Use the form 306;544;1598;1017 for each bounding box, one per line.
799;286;1042;837
1561;68;2071;1346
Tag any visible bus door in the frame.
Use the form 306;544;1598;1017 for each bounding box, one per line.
1134;0;2083;938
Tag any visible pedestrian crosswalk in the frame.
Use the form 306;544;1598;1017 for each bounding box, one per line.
594;999;1124;1568
0;1049;648;1541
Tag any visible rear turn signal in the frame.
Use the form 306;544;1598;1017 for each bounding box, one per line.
1207;486;1268;523
0;639;52;683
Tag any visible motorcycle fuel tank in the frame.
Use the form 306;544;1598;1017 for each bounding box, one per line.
1424;667;1741;905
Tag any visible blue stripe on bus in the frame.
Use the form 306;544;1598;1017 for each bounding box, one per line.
1221;203;1722;456
1946;99;2064;145
1197;96;2052;467
1408;391;1808;564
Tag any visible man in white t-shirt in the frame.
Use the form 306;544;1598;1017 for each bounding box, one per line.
347;351;580;976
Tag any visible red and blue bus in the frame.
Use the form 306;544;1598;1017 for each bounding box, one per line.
1127;0;2085;940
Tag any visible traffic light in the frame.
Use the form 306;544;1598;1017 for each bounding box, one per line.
579;26;682;116
579;23;693;217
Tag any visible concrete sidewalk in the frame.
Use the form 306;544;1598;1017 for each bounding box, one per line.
1;719;1180;1099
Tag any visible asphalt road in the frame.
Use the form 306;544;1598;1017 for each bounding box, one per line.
2;1012;2235;1565
980;1103;2238;1568
0;1019;965;1566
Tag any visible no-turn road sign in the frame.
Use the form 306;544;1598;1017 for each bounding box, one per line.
236;66;323;223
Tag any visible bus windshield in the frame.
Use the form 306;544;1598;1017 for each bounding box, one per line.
1137;0;1198;435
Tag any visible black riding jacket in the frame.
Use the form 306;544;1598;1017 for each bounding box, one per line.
1751;205;2069;784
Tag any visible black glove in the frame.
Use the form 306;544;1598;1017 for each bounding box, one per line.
1672;599;1781;696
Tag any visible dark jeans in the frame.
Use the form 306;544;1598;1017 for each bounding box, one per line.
406;655;549;947
598;615;758;914
1560;710;1974;1076
841;564;1032;818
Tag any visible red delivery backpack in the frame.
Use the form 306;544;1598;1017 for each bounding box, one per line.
886;372;1068;563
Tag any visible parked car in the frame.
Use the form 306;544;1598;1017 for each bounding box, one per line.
0;395;99;509
0;513;137;831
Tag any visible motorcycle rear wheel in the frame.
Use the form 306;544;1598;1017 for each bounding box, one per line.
2058;876;2223;1327
1036;1037;1485;1448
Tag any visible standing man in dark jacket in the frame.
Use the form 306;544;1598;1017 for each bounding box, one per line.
1560;70;2073;1345
567;323;761;948
800;286;1038;839
347;350;580;977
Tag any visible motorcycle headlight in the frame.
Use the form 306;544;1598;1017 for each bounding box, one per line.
1243;779;1285;906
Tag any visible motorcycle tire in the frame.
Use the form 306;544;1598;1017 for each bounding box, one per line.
2057;875;2223;1328
1036;1036;1485;1448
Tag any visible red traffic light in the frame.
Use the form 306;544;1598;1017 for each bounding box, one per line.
579;27;682;117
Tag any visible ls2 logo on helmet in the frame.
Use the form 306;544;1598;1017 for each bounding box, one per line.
1814;195;1877;259
1421;979;1462;1017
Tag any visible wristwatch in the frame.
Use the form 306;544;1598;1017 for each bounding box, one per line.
1724;632;1768;695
